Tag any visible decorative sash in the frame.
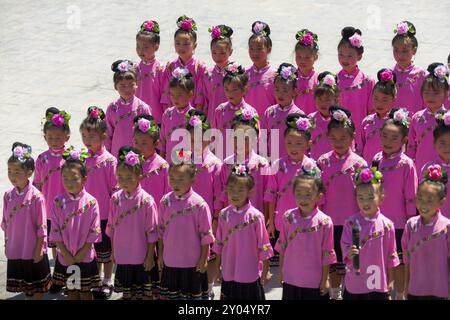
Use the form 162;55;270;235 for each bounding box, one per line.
37;165;63;188
107;197;152;231
279;217;331;250
87;158;115;174
248;77;275;89
4;193;41;227
54;200;96;233
214;215;261;248
396;71;426;90
143;162;169;178
114;104;145;127
339;77;371;94
405;225;450;258
160;202;206;233
348;219;394;249
379;159;408;173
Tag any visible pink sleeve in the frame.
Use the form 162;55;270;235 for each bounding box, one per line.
406;120;417;160
32;158;43;191
256;215;274;261
274;215;288;254
213;163;224;210
264;173;278;203
145;199;159;243
159;117;168;156
86;201;101;243
385;225;400;269
405;164;418;219
108;161;119;195
1;193;7;232
193;67;208;107
35;195;47;238
160;65;171;107
401;222;411;264
340;220;353;266
322;219;337;265
105;105;115;153
105;198;115;238
198;203;214;246
49;202;62;243
211;215;223;254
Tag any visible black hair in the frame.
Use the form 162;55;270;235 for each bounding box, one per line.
8;142;35;172
61;149;87;178
392;21;418;49
433;110;450;142
43;107;71;134
185;109;211;131
274;63;298;88
79;106;107;134
116;145;143;176
284;113;313;140
373;68;397;98
421;62;449;95
314;71;339;98
111;59;137;87
169;69;195;92
248;21;272;49
293;172;324;194
382;108;410;137
174;15;197;43
223;64;248;89
136;20;160;45
210;24;233;49
169;162;197;178
295;28;319;52
231;113;259;136
133;114;160;141
419;171;448;200
327;105;356;135
226;165;255;190
338;26;364;55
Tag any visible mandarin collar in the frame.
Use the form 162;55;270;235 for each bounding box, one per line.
175;105;192;115
50;147;65;157
394;63;414;74
360;209;380;223
298;206;319;220
119;95;135;105
141;58;156;66
297;68;315;80
332;149;351;160
67;188;86;201
251;63;271;74
419;211;441;227
340;66;360;79
89;147;106;158
14;181;31;197
123;185;142;200
231;201;252;214
174;188;193;201
229;100;246;111
382;150;403;160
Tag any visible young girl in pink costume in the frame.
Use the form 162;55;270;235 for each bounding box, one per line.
294;29;319;115
341;167;400;300
106;146;159;300
276;160;336;300
206;24;234;122
372;108;418;300
358;68;397;162
392;21;428;114
135;20;164;124
105;59;152;158
213;62;259;160
2;143;51;299
337;27;375;142
402;165;450;300
262;63;304;159
245;21;277;116
421;110;450;218
158;154;214;300
160;67;195;160
80;106;117;299
160;15;208;111
309;72;338;160
407;63;449;172
317;106;367;300
213;165;273;300
50;147;102;300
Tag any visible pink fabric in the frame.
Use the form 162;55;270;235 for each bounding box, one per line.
357;113;388;162
245;64;277;116
392;64;428;115
275;207;336;288
295;69;319;115
317;150;367;226
205;65;228;122
105;96;152;158
49;189;101;266
136;59;164;124
84;147;117;220
308;111;332;160
140;153;170;207
341;211;400;294
2;183;48;260
159;189;214;268
106;185;159;265
33;148;66;221
212;202;273;283
420;160;450;218
402;212;450;298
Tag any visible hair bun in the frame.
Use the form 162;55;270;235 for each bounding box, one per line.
251;21;270;36
220;24;233;37
341;26;361;39
376;68;397;84
45;107;60;117
87;106;105;121
329;105;352;118
140;20;160;34
111;59;135;73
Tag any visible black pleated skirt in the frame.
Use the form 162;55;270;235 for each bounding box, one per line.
114;264;153;298
52;258;102;292
282;282;329;300
220;279;265;300
160;266;208;300
94;220;112;264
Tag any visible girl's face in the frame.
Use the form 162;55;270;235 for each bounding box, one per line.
338;45;362;72
294;178;322;214
211;42;232;68
8;162;32;190
380;123;407;156
328;127;354;156
393;39;416;68
249;38;271;67
136;36;159;63
372;90;394;116
434;132;450;162
62;166;86;196
227;177;252;209
295;47;318;74
81;129;105;154
416;183;445;221
116;165;141;194
274;80;296;107
44;127;70;150
169;86;193;108
169;166;195;197
315;92;338;116
233;124;257;157
133;132;158;159
223;80;246;106
356;184;383;216
285;131;311;161
116;79;137;101
422;84;447;111
175;33;196;63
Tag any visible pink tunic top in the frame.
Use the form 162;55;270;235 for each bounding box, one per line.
33;148;66;221
317;150;367;226
212;202;273;283
308;111;332;160
106;185;159;265
159;105;194;160
140;153;169;208
420;160;450;218
262;102;304;159
85;147;117;221
160;56;208;109
105;96;152;158
136;58;164;124
275;207;337;288
341;211;400;294
221;150;271;213
295;69;319;115
402;212;450;298
49;189;101;266
264;156;312;231
392;64;428;115
407;106;447;173
245;64;277;116
2;183;47;260
205;65;228;122
159;189;214;268
357;113;388;162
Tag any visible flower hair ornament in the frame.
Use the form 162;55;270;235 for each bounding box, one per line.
12;145;32;163
355;167;383;185
177;15;197;32
63;146;89;163
348;33;363;48
296;30;318;49
423;164;448;184
113;60;135;73
279;65;297;82
208;25;231;39
171;148;193;165
46;110;71;127
287;116;315;132
394;21;415;35
87;106;104;121
224;62;245;76
320;73;337;88
118;149;144;167
172;67;190;80
392;108;410;127
433;65;449;83
185;113;209;130
252;21;268;36
299;158;321;178
435;110;450;126
379;68;395;84
135;118;159;135
140;20;160;33
331;109;352;128
235;106;259;123
233;164;249;177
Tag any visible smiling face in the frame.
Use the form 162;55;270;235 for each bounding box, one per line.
223;79;246;106
274;79;296;107
315;92;338;116
133;131;158;159
226;176;253;208
62;165;86;196
175;32;196;63
380;123;407;156
248;37;271;68
356;183;383;216
294;178;322;214
211;42;232;68
8;161;32;190
81;129;105;154
295;47;318;75
393;39;416;69
338;45;362;73
116;164;141;194
435;132;450;162
44;127;70;150
169;85;193;108
136;36;159;63
328;127;354;156
169;165;196;197
284;130;310;161
422;83;447;111
115;78;137;101
416;182;446;222
372;89;394;117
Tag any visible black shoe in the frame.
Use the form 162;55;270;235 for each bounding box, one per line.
49;284;63;294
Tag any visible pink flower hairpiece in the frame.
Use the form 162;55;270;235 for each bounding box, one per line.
396;22;409;35
301;158;321;178
234;164;248;176
280;66;297;81
332;110;352;128
253;22;266;35
427;164;443;181
295;117;312;131
89;107;103;120
380;69;394;83
392;108;410;127
189;115;202;127
356;167;382;185
171;148;193;165
125;151;140;166
63;146;89;163
172;67;190;80
117;60;132;72
13;145;32;163
47;110;71;127
177;16;197;31
435;110;450;126
52;114;65;126
141;20;159;33
322;74;336;87
349;33;363;48
137;118;151;133
240;106;257;121
434;65;449;83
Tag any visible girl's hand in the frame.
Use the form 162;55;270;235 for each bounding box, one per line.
63;253;76;266
144;255;154;272
33;248;44;264
196;259;208;274
266;221;275;239
320;279;330;296
347;245;359;260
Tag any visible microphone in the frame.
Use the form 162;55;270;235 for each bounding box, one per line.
352;219;361;275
